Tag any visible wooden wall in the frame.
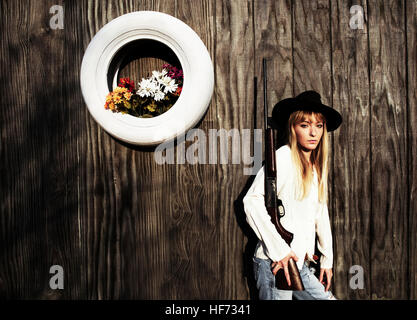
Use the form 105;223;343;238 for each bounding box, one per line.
0;0;416;300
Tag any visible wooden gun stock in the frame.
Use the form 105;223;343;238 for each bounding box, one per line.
264;130;305;292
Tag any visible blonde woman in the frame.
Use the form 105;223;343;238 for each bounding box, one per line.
243;90;342;300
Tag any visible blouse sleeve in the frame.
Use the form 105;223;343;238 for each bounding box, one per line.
315;202;334;268
242;148;292;262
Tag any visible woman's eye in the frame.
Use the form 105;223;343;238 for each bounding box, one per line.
317;124;323;128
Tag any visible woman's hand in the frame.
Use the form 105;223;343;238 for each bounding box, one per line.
271;251;299;286
319;268;333;291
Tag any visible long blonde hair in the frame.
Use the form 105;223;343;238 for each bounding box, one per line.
287;110;329;203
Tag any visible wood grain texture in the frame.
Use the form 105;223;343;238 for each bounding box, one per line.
330;0;371;299
292;0;332;97
27;0;85;300
1;0;416;300
406;0;417;300
254;0;293;132
368;0;408;300
215;0;255;299
175;0;222;299
82;0;177;300
0;0;31;299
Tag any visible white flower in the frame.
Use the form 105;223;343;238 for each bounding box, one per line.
151;70;162;81
136;78;158;97
153;88;165;101
160;76;178;93
152;69;168;81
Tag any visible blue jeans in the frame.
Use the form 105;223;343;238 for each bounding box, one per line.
253;256;337;300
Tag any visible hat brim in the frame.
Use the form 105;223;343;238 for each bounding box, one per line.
272;98;342;132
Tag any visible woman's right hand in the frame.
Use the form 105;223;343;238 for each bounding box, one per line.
271;251;299;286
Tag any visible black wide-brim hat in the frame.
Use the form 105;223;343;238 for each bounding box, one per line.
271;90;342;132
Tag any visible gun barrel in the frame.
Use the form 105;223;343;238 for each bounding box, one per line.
262;58;267;131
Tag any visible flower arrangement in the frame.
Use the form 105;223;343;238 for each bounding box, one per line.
105;64;183;118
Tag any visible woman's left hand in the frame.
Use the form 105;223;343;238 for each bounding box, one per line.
319;268;333;291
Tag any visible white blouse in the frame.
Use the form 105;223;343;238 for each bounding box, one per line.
243;144;333;270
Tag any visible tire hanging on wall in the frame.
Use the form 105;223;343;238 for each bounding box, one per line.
80;11;214;146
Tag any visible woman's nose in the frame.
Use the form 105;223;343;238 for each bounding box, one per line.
310;127;317;136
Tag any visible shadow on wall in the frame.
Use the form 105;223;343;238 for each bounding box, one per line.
234;173;259;300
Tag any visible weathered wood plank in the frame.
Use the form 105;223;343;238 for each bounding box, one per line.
215;0;254;299
368;0;408;300
406;0;417;300
26;0;84;299
174;0;221;299
254;0;293;130
330;0;371;300
0;0;31;299
82;0;123;300
292;0;332;97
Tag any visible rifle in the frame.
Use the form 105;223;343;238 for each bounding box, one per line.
262;58;304;291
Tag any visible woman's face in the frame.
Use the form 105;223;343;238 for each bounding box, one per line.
293;113;324;151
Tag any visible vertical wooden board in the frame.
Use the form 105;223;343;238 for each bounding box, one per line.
292;0;332;97
254;0;293;128
215;0;254;299
292;0;339;290
25;0;87;299
78;0;117;300
26;0;63;298
81;0;129;299
406;0;417;300
330;0;371;299
63;0;94;300
0;0;32;299
174;0;220;299
368;0;408;299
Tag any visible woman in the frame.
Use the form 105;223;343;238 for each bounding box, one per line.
243;90;342;300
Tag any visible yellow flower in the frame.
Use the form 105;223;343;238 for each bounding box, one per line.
147;102;156;112
113;94;122;104
124;92;132;100
106;93;113;103
114;86;127;94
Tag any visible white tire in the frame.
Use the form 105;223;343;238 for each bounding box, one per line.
80;11;214;146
